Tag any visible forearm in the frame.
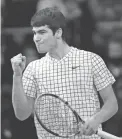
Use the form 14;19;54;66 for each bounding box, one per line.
94;98;118;124
12;75;31;120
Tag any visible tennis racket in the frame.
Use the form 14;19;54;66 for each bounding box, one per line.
35;93;120;139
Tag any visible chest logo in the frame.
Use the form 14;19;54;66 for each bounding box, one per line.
72;65;80;69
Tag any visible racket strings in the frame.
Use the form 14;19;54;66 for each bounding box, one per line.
35;96;79;136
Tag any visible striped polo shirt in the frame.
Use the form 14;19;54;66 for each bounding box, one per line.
22;47;115;139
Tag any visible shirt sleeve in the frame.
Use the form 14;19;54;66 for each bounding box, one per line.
22;62;36;98
92;53;115;91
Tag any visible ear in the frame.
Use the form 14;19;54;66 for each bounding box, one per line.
55;28;62;39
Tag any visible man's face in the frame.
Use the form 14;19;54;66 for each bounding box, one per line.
32;25;57;53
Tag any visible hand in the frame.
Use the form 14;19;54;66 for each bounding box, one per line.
11;53;26;76
77;122;84;137
82;116;100;136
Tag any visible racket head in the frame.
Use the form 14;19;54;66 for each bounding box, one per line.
34;93;81;138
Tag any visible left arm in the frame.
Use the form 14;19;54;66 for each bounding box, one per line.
94;84;118;124
82;53;118;136
83;84;118;136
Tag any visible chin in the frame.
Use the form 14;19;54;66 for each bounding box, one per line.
38;49;48;54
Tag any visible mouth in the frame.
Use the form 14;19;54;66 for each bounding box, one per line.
36;42;44;47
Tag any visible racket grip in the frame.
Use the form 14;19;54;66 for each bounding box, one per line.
97;130;120;139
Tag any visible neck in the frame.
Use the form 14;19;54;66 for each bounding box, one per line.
49;40;71;60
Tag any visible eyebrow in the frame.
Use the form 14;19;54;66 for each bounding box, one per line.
32;29;47;33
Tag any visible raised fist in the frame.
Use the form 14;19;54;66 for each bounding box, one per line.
11;53;26;76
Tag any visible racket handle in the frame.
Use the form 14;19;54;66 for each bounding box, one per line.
97;130;120;139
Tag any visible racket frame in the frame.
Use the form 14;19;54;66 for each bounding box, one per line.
35;94;120;139
34;93;84;138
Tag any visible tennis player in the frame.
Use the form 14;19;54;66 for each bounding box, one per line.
11;7;118;139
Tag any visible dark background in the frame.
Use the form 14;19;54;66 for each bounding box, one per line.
1;0;122;138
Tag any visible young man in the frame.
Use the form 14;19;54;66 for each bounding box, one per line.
11;7;118;139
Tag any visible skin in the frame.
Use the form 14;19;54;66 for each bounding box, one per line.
32;25;70;59
11;25;118;136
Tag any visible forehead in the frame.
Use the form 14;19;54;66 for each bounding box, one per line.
32;25;50;32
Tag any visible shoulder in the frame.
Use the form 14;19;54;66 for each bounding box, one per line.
25;56;47;71
74;48;105;66
79;49;103;62
75;48;99;60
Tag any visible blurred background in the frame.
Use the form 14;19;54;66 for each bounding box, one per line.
1;0;122;138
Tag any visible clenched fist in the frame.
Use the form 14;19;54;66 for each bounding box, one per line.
11;53;26;76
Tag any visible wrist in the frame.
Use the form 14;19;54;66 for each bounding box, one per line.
93;113;103;124
13;73;22;78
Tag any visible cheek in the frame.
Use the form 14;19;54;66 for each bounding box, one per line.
46;36;56;44
50;38;57;46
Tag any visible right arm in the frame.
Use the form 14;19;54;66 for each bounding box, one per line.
11;54;35;121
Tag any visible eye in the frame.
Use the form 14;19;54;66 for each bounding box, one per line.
38;31;46;35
